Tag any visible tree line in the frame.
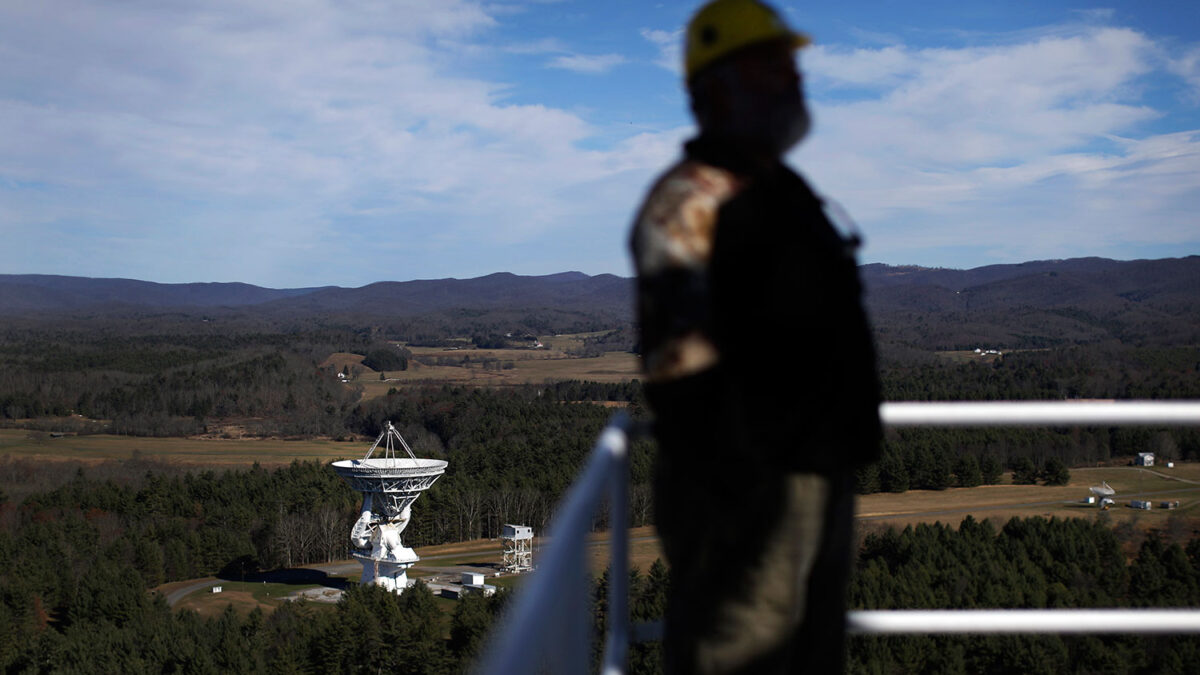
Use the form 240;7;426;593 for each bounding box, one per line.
846;516;1200;674
6;454;1200;675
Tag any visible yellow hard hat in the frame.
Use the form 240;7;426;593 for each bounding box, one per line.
685;0;810;79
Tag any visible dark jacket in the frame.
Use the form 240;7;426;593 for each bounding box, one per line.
634;136;881;473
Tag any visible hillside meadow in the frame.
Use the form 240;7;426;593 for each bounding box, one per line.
0;428;361;466
322;331;641;398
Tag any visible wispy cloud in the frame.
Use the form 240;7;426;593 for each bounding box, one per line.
797;25;1199;267
546;52;626;74
641;28;682;75
0;0;673;285
0;2;1195;285
1168;46;1200;100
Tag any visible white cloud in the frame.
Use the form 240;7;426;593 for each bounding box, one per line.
641;28;682;75
546;53;626;74
794;26;1199;267
0;0;676;285
502;38;626;74
0;3;1195;284
1169;46;1200;100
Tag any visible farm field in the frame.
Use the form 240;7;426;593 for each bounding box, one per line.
164;527;663;616
322;332;641;400
0;428;362;466
933;347;1050;364
857;465;1200;530
10;424;1197;532
161;465;1200;619
10;425;1198;523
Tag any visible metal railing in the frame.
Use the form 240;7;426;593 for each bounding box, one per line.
478;400;1200;674
880;400;1200;427
479;413;633;675
847;608;1200;634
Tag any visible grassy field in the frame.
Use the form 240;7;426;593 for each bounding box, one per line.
164;464;1200;618
857;465;1200;531
0;428;362;466
173;580;320;617
322;332;642;400
10;425;1196;531
934;347;1049;365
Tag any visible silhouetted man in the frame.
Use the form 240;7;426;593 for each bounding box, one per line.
629;1;881;672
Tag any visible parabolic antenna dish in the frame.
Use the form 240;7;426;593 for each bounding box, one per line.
331;421;447;518
331;458;447;518
1089;481;1116;497
331;421;448;594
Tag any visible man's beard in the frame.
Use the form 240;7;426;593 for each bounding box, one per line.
765;98;810;154
725;89;810;157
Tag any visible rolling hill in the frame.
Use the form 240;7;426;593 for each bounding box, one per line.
3;256;1197;350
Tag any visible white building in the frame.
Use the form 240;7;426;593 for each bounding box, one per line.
1135;452;1155;467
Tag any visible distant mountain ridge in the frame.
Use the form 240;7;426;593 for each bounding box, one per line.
0;271;632;317
0;274;332;313
2;257;1197;350
860;256;1200;349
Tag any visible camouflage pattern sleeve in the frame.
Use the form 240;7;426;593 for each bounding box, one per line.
630;160;741;383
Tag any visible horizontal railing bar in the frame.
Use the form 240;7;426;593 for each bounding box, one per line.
848;609;1200;634
881;400;1200;427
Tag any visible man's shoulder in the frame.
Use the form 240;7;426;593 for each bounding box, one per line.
631;159;743;273
640;158;742;217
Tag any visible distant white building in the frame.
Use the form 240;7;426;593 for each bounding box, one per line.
1135;452;1155;467
461;572;496;597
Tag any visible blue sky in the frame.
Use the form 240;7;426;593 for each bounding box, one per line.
1;0;1197;287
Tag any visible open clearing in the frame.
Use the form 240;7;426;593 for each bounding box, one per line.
0;429;362;466
163;526;663;616
173;581;306;617
161;466;1200;617
857;465;1200;532
321;332;641;400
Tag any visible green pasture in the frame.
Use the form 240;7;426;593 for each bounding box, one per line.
0;428;360;465
330;331;641;397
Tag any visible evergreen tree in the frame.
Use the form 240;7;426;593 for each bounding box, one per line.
981;455;1004;485
1012;457;1039;485
954;455;983;488
1041;457;1070;486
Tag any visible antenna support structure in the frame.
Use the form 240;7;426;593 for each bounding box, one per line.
501;524;534;573
331;421;447;594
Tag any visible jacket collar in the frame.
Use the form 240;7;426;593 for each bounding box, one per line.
684;135;784;178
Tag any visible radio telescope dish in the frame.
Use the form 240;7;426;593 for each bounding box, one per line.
331;421;447;593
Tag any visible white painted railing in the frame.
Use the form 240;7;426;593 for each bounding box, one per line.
881;400;1200;427
478;413;632;675
477;400;1200;675
848;609;1200;634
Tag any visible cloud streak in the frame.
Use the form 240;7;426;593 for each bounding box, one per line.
0;0;677;285
796;25;1199;267
0;3;1195;286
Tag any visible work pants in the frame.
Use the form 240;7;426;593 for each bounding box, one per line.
655;443;855;674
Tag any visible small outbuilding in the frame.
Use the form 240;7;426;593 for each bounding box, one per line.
1135;453;1155;467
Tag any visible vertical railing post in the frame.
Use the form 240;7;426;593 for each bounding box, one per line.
478;413;634;675
602;414;631;675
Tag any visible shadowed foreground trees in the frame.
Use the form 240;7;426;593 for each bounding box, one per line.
5;509;1200;673
847;516;1200;674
